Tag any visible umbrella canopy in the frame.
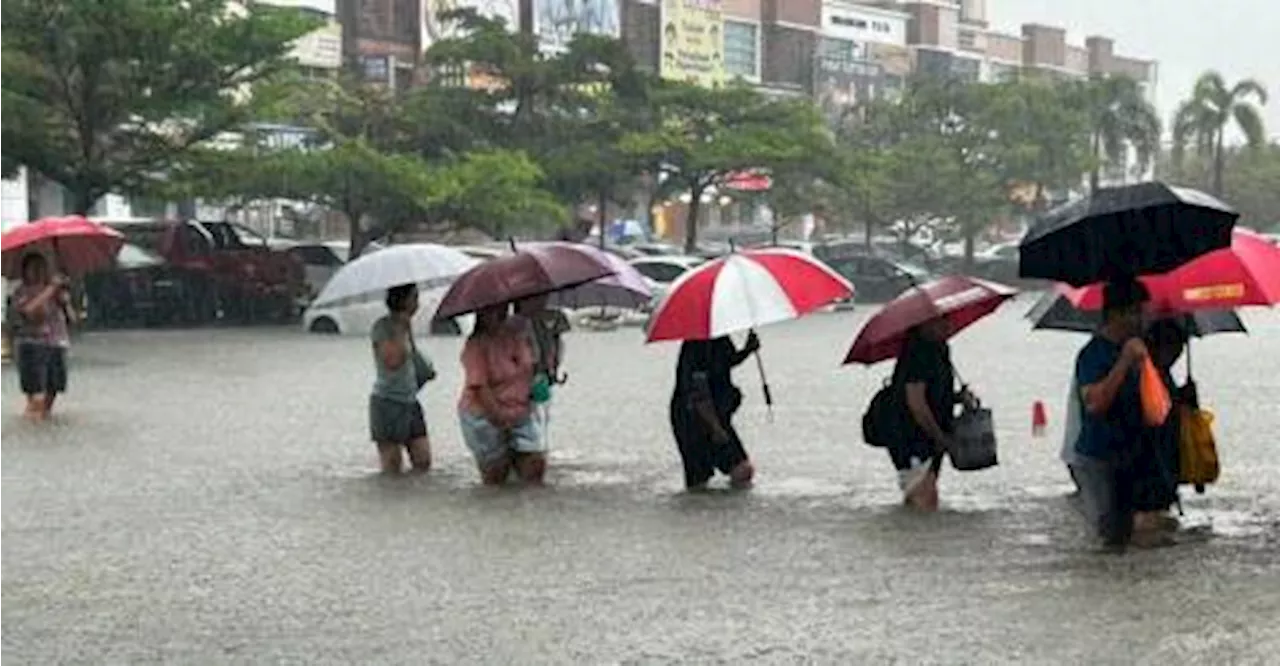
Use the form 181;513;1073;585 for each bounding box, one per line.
1018;182;1237;286
311;243;478;309
538;243;652;310
645;248;853;342
1052;228;1280;314
844;275;1017;365
1;215;125;278
1025;288;1246;337
434;241;616;319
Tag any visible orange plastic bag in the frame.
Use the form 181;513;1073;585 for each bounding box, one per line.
1139;356;1171;426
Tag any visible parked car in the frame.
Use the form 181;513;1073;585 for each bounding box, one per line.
83;242;194;328
968;241;1020;284
815;244;932;303
99;218;307;323
303;291;475;337
629;255;705;311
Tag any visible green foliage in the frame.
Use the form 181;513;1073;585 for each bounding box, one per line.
1074;74;1161;192
1160;142;1280;229
0;0;319;212
620;82;834;251
1172;71;1269;196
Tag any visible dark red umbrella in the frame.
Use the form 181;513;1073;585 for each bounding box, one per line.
433;241;616;319
1055;228;1280;314
1;215;125;278
844;275;1017;365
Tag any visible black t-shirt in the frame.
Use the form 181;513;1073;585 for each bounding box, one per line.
673;338;741;417
891;335;955;441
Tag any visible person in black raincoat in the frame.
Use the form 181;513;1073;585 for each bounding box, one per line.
669;333;759;490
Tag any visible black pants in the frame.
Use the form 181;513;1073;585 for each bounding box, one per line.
670;398;748;488
16;343;67;396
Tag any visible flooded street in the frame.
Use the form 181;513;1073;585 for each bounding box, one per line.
4;296;1279;664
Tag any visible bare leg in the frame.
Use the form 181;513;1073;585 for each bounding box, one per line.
42;392;57;418
728;460;755;489
905;471;940;512
514;452;547;485
480;456;512;486
376;443;404;475
406;437;432;474
24;395;45;421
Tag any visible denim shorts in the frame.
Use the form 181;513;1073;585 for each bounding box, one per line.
458;409;542;467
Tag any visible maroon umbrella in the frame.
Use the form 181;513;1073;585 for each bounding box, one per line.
843;275;1017;365
434;241;616;319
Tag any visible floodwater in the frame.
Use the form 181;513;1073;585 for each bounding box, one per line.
4;296;1279;664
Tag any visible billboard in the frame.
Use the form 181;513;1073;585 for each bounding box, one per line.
422;0;519;49
536;0;620;54
659;0;725;87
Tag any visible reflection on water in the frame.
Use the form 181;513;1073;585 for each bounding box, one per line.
3;300;1279;663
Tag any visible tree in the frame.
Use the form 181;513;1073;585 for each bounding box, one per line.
620;83;833;252
1076;75;1161;193
0;0;318;213
1161;142;1280;229
1172;71;1269;196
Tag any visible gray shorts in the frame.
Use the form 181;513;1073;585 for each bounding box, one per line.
369;396;427;444
458;408;542;467
1073;455;1135;546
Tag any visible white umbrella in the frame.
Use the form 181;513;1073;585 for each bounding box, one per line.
311;243;478;309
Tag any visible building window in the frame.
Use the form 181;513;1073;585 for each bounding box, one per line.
958;30;976;50
724;20;758;80
819;37;857;63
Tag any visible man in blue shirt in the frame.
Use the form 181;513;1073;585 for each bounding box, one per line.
1073;279;1151;550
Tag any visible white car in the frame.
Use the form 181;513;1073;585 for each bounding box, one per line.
629;255;706;310
303;290;474;337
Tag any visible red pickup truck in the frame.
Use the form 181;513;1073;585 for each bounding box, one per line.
100;218;306;324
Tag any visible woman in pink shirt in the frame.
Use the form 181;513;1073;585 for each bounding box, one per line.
458;304;544;485
9;254;72;421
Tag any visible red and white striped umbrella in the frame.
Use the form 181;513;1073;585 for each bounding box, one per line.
646;248;854;343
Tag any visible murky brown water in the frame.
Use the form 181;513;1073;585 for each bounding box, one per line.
4;295;1279;664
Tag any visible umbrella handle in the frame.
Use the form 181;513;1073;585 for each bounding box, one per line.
753;345;774;422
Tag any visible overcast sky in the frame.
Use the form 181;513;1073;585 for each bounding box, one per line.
987;0;1277;143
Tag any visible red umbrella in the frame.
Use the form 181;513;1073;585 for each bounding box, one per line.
646;248;853;342
1056;228;1280;314
844;275;1017;365
433;241;616;319
1;215;125;278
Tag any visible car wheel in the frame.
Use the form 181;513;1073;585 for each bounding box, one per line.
309;317;340;334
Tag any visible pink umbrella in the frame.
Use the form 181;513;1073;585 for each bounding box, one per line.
434;241;616;319
1;215;125;278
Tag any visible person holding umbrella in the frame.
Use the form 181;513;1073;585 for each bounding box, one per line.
1072;279;1152;551
846;276;1015;510
670;332;761;491
458;305;544;485
9;254;72;421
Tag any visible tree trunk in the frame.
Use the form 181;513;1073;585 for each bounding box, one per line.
1089;131;1102;194
1212;126;1226;197
346;209;368;258
71;186;98;216
684;184;704;255
963;230;976;271
597;190;608;249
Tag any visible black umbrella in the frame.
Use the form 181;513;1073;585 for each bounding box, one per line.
1018;182;1238;286
1024;289;1247;338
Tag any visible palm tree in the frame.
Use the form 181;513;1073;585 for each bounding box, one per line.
1078;75;1162;193
1172;71;1269;196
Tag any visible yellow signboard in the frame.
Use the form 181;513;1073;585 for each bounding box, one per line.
660;0;725;87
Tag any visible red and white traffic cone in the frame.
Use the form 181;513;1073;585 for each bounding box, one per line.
1032;400;1047;437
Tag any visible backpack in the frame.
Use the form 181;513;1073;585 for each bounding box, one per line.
862;378;903;448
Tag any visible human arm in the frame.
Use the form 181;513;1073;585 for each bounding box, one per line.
1079;339;1146;416
691;371;730;442
16;277;67;319
730;332;760;367
461;339;507;425
905;382;950;449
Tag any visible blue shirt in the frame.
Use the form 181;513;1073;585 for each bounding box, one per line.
1073;335;1143;461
